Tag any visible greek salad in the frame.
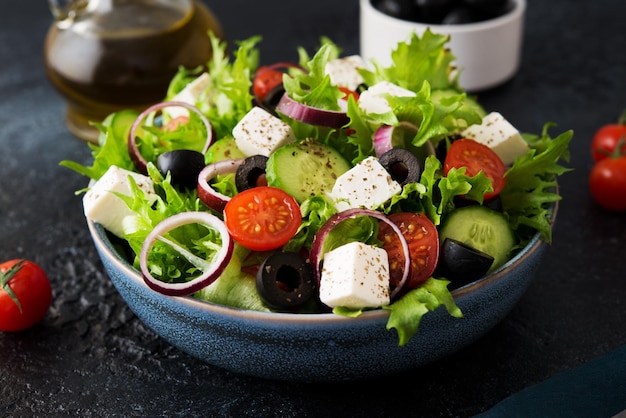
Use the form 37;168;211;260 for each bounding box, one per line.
62;30;572;346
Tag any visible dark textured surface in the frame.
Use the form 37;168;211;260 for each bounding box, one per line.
0;1;625;417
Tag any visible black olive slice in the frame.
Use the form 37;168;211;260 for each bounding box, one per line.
379;148;422;186
263;84;286;114
156;149;205;190
454;195;503;212
437;238;494;288
235;155;269;192
256;251;316;310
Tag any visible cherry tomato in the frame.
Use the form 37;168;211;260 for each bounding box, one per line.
338;86;359;102
224;186;302;251
0;259;52;332
253;62;303;103
591;110;626;162
589;156;626;211
165;115;189;132
444;138;507;200
253;66;284;103
377;212;439;289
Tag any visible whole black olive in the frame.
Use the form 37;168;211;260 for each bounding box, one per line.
156;149;205;190
379;147;422;186
235;155;269;192
463;0;512;17
414;0;456;23
436;238;494;288
256;251;316;310
442;5;481;24
372;0;418;20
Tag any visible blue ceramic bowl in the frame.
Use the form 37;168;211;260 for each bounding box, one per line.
87;203;555;382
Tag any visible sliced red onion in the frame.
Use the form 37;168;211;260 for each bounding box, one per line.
309;208;411;301
197;159;245;212
276;93;350;129
373;121;420;158
140;211;233;296
128;101;214;174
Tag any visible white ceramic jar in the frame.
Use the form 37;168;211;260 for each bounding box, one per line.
359;0;526;92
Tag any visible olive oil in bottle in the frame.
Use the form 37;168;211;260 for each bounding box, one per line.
44;0;223;143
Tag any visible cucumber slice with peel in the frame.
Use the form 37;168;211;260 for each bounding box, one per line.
266;139;351;203
439;205;515;273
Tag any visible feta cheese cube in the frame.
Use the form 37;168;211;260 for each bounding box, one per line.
330;156;401;212
461;112;530;166
165;72;212;119
319;241;390;309
83;166;157;238
232;106;296;157
358;81;416;114
325;55;367;91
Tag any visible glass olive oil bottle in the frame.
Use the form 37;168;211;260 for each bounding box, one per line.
44;0;223;143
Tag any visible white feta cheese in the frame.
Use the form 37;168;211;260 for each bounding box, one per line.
164;72;212;119
232;106;296;157
358;81;416;114
83;166;157;238
461;112;530;166
324;55;367;91
319;241;390;309
330;156;401;212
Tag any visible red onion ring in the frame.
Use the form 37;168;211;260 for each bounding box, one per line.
197;159;245;212
139;211;233;296
309;208;411;301
373;121;420;157
276;93;350;129
128;101;214;174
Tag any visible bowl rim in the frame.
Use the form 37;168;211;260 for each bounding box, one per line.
360;0;527;33
87;196;557;324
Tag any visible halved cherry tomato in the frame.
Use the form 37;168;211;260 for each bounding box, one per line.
378;212;439;289
0;259;52;332
223;186;302;251
338;86;359;101
444;138;507;200
165;115;189;132
253;62;303;103
253;67;284;103
591;110;626;162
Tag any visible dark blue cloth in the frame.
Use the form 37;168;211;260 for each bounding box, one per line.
475;345;626;418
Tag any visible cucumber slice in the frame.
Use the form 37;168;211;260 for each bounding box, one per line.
439;205;515;273
205;136;246;164
101;109;140;145
266;140;351;203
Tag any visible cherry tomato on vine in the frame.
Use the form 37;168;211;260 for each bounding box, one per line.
377;212;439;289
591;110;626;162
223;186;302;251
444;138;507;200
589;155;626;211
0;259;52;332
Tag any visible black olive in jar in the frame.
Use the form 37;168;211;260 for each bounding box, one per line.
371;0;515;24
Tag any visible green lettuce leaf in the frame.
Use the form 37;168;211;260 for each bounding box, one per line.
501;124;574;243
361;29;459;91
384;278;463;346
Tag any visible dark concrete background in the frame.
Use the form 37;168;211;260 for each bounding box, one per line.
1;1;625;416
